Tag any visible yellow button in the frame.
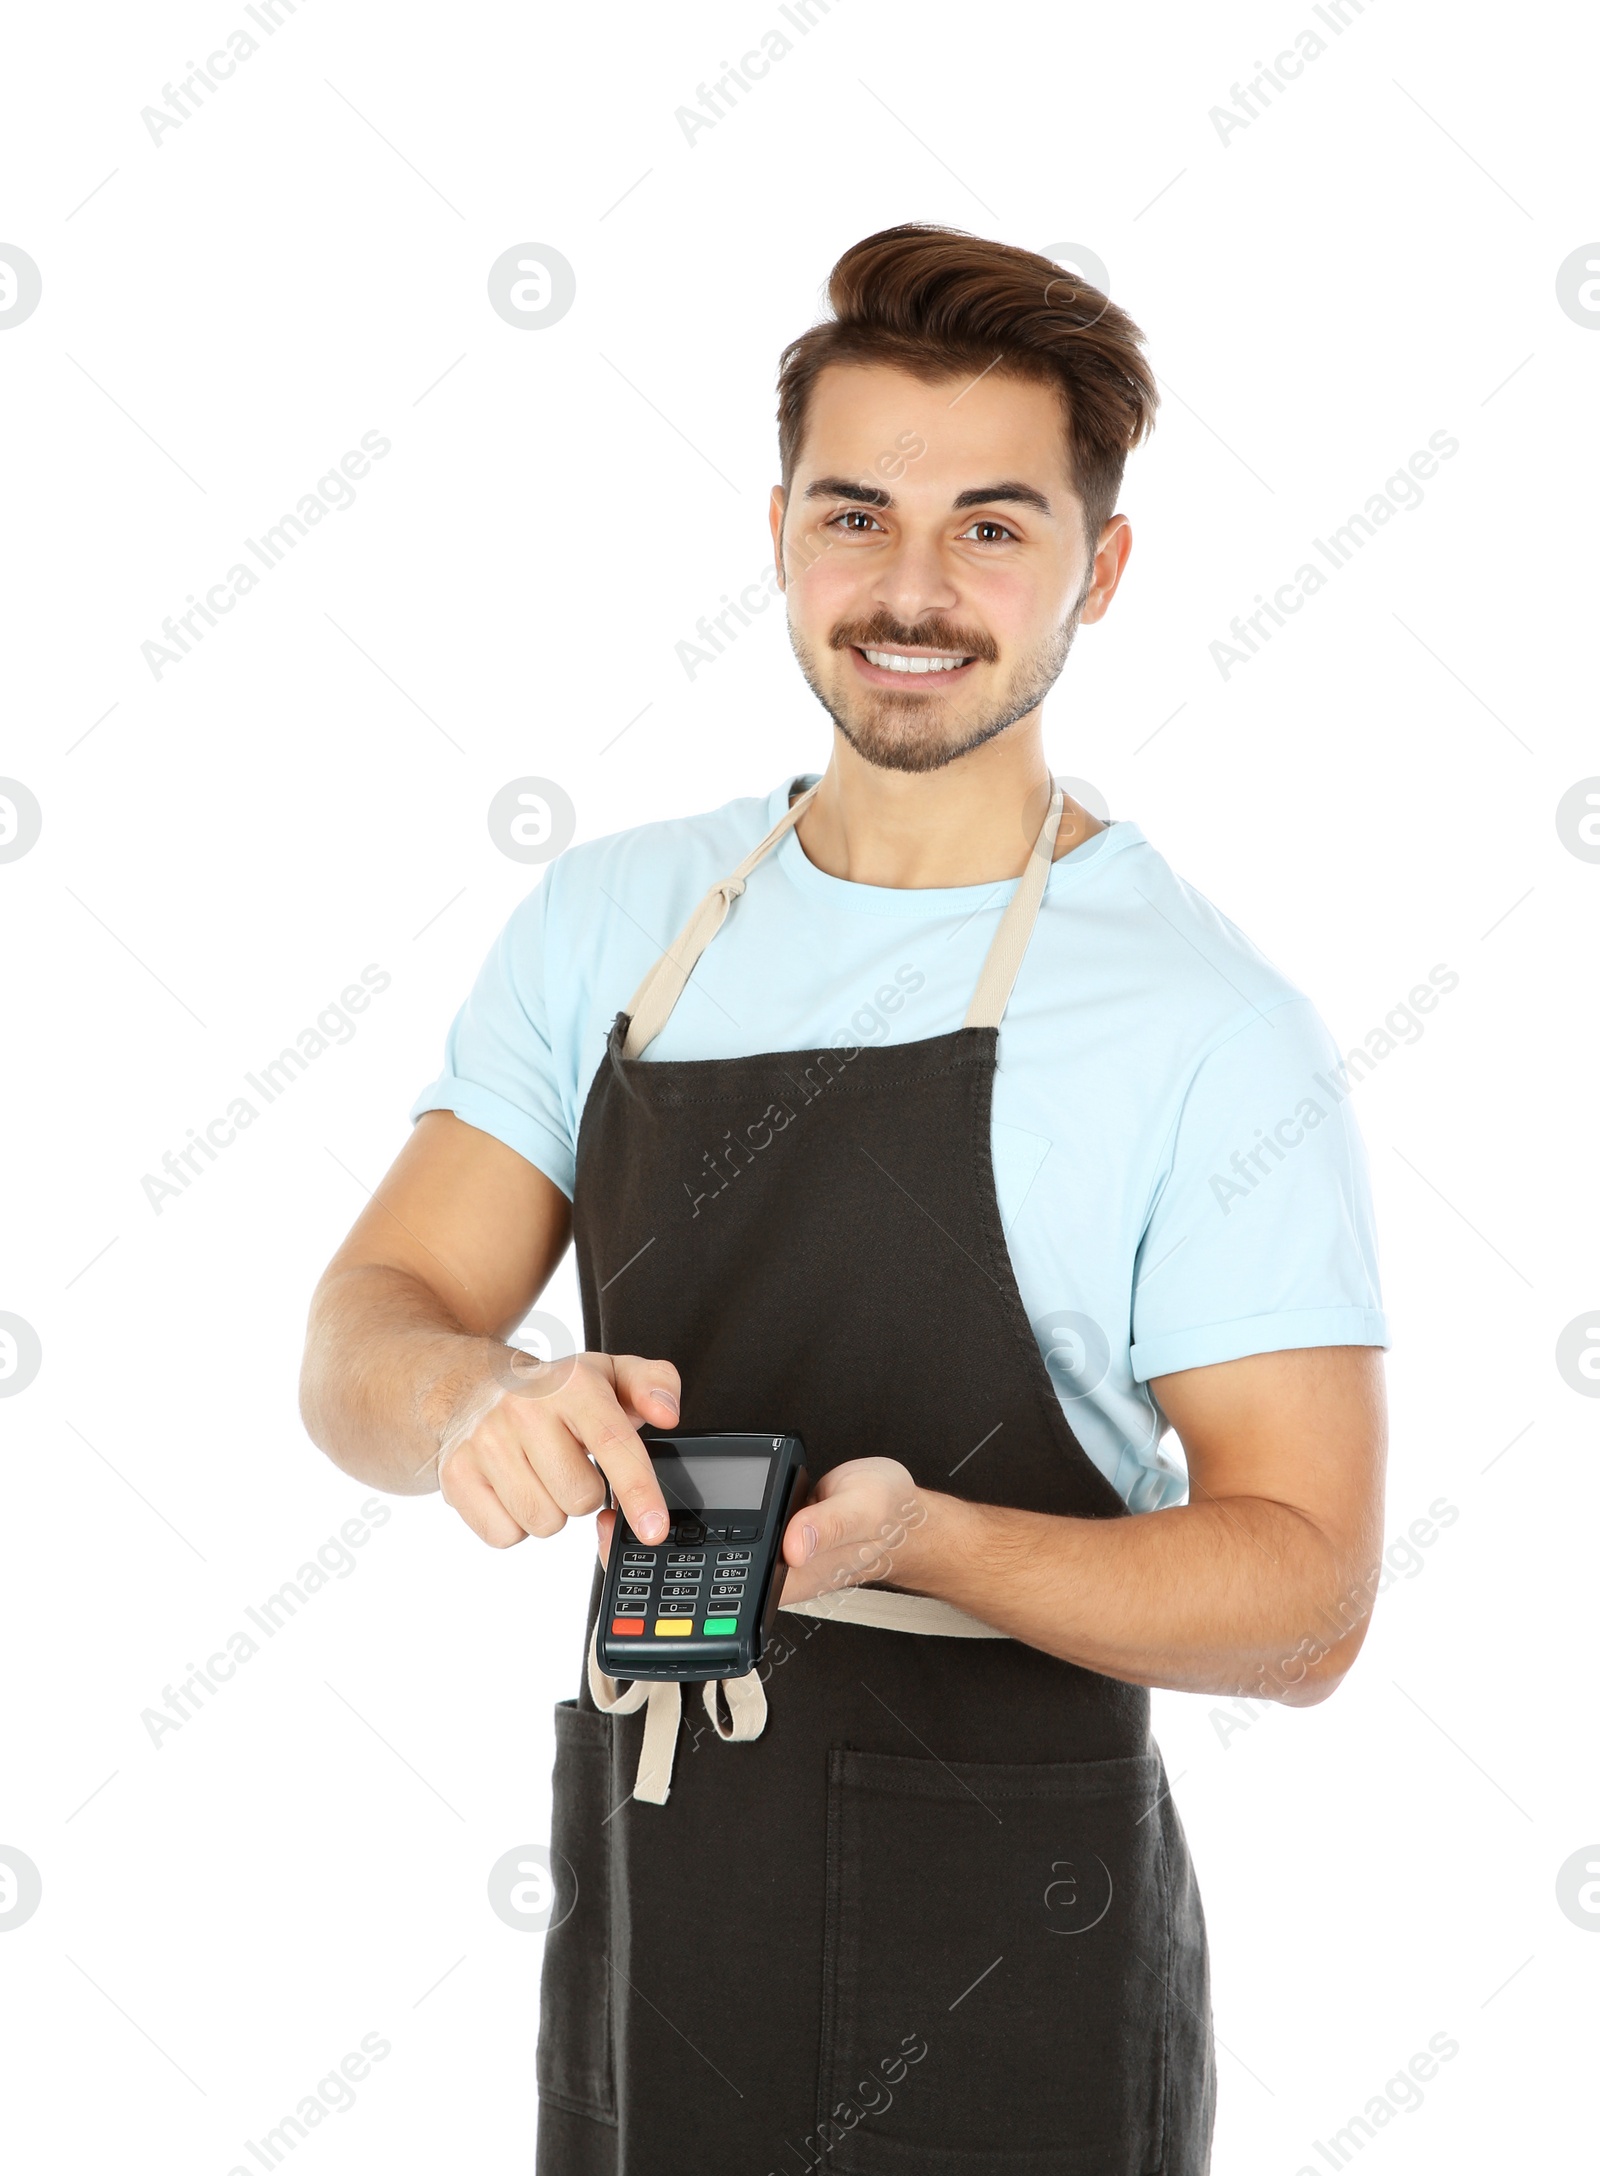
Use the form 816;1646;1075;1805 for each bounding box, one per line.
653;1619;693;1636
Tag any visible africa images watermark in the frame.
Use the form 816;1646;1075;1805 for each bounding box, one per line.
1209;430;1459;680
140;0;311;148
675;1503;931;1766
676;428;928;681
769;2031;929;2174
141;963;392;1214
140;430;391;682
676;555;785;681
140;1499;392;1751
225;2028;391;2176
682;964;927;1216
1208;0;1380;148
1230;1488;1462;1713
1290;2030;1459;2174
1210;963;1459;1216
1211;1492;1460;1748
674;0;845;147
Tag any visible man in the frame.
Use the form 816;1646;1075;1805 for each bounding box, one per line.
301;223;1388;2173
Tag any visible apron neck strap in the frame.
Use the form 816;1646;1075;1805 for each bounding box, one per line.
621;778;1066;1059
962;784;1065;1031
621;780;821;1058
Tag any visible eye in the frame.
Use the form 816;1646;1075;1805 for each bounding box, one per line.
826;506;886;533
959;518;1018;543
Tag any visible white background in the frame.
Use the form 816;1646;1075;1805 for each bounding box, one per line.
1;1;1595;2169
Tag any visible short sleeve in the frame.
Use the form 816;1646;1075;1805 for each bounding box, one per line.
409;872;578;1197
1129;996;1389;1381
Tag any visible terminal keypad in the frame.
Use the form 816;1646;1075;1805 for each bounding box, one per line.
609;1538;752;1640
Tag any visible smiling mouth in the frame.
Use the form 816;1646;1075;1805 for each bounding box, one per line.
855;646;976;676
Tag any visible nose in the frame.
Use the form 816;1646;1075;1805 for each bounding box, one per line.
868;527;962;631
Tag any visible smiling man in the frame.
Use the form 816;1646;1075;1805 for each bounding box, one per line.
787;420;1083;773
301;224;1389;2175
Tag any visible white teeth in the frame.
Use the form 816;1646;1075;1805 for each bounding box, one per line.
861;649;969;674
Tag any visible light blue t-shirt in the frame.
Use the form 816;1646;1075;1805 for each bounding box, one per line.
413;777;1388;1512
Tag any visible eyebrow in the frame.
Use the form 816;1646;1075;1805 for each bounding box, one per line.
952;481;1053;515
802;476;1054;516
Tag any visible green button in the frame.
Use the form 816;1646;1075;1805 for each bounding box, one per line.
702;1616;739;1636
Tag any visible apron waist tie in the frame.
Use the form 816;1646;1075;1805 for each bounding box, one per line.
587;1587;1007;1805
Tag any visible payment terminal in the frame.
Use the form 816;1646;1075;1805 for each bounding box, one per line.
596;1432;808;1682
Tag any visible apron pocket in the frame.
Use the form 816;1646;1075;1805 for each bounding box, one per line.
535;1700;616;2124
817;1744;1170;2174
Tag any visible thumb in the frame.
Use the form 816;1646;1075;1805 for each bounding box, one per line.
785;1489;850;1565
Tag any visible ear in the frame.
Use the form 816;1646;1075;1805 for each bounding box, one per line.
1079;513;1132;626
768;485;787;592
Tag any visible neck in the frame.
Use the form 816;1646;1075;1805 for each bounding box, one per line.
792;722;1103;889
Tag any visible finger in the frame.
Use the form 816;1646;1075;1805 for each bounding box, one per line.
610;1353;682;1428
467;1424;570;1539
441;1460;532;1549
561;1362;672;1542
596;1506;616;1566
505;1405;609;1519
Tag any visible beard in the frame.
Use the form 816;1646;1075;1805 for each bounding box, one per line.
788;587;1090;776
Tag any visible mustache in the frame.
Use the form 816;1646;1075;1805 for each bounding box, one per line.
829;613;998;663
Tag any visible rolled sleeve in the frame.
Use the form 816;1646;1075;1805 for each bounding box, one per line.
1130;998;1390;1382
409;1075;576;1198
409;874;578;1198
1132;1304;1391;1383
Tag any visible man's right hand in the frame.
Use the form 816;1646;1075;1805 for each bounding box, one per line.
300;1115;673;1520
436;1350;680;1550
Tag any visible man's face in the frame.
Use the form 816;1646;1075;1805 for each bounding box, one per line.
770;362;1127;775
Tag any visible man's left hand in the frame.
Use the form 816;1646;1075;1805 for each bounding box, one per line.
777;1456;929;1607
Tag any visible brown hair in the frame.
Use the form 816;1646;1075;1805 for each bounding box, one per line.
776;223;1158;549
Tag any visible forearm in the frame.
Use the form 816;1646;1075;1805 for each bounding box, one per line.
890;1490;1375;1704
299;1261;508;1496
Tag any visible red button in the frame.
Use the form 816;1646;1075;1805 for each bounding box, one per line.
610;1617;646;1635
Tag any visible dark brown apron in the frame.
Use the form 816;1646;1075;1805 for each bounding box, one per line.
535;782;1216;2174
